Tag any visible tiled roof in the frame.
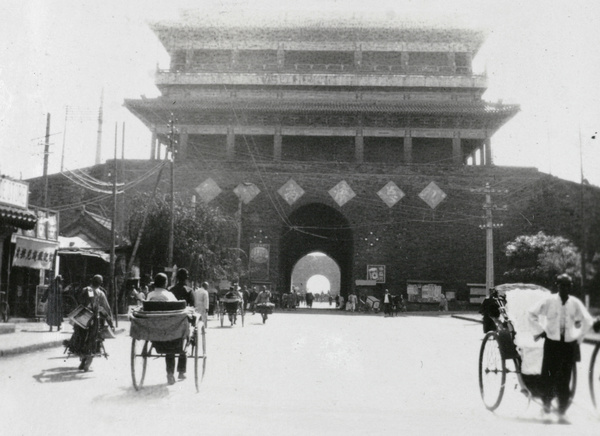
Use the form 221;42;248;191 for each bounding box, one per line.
0;205;37;230
126;98;519;118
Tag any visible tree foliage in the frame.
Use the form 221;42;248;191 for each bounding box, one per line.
127;192;243;282
503;231;581;288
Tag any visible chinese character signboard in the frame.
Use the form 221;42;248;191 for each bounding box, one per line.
249;243;269;280
367;265;386;283
12;236;58;270
0;178;29;208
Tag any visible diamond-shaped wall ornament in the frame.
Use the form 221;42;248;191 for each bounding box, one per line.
195;178;222;203
419;181;447;209
278;179;305;206
378;181;405;208
329;180;356;207
234;182;261;204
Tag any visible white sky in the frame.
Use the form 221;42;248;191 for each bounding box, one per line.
1;0;599;186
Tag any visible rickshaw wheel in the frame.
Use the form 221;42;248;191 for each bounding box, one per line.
479;331;506;411
201;325;207;380
192;327;200;393
131;338;149;391
590;344;600;410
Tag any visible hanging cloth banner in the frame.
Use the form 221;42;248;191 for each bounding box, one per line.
249;243;270;280
12;236;58;270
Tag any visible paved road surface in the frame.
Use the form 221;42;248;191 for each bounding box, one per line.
1;312;599;435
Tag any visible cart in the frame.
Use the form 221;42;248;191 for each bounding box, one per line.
478;283;577;412
358;296;380;314
129;301;206;392
218;297;244;327
255;302;274;323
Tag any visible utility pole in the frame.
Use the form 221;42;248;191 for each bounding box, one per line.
110;122;118;326
579;127;588;307
43;113;51;208
60;107;68;172
472;183;508;296
167;115;177;271
95;89;104;165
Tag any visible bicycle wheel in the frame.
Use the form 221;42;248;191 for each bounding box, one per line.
590;344;600;410
131;338;149;391
479;331;506;411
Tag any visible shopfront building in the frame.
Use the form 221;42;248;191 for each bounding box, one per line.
0;177;38;318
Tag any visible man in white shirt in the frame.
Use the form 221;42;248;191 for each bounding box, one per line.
147;273;177;302
528;273;594;421
193;282;210;329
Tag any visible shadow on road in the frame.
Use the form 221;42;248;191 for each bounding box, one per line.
92;385;170;403
32;366;94;383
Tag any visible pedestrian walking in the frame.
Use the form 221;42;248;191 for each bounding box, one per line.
528;273;595;422
169;268;194;307
241;285;250;311
306;291;314;308
42;275;63;332
349;292;358;312
193;282;210;329
249;286;258;314
383;289;392;317
438;293;448;312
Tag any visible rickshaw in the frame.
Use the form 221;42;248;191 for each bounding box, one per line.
218;294;244;327
129;300;206;392
478;283;578;413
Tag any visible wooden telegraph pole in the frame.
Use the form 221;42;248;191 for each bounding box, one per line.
167;115;177;274
110;123;118;326
472;183;508;296
43;113;51;208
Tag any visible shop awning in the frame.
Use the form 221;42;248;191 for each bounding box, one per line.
0;205;37;230
57;236;110;262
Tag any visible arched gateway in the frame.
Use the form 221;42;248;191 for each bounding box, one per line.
280;204;353;297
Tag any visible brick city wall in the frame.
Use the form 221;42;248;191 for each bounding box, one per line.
27;160;600;303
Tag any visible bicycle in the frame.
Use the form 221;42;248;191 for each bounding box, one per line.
0;290;10;322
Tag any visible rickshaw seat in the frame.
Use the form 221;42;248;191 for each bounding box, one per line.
142;300;186;312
